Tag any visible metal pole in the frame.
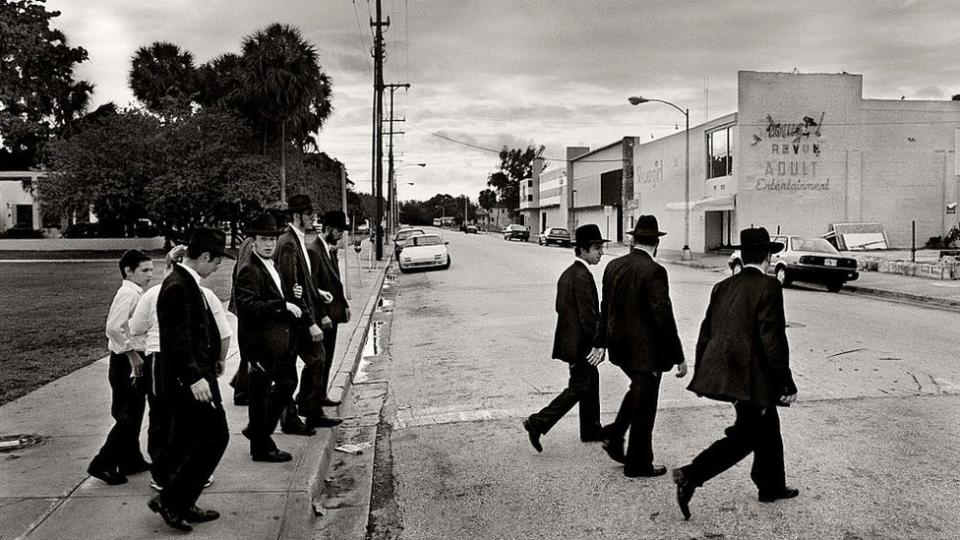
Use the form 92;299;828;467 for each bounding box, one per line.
371;0;387;261
681;108;692;261
341;166;351;300
386;89;395;243
912;220;916;262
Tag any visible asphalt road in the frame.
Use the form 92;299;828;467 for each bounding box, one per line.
366;228;960;540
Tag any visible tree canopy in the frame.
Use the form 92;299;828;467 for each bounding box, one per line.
487;145;545;211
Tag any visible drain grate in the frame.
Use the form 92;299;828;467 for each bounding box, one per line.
0;433;45;453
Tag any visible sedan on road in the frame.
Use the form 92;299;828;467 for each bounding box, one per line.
729;234;859;292
537;226;571;247
398;234;451;272
503;224;530;242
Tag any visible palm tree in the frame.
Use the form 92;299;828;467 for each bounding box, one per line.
129;42;197;113
239;23;332;201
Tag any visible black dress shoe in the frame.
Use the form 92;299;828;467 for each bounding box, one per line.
306;416;343;428
252;449;293;463
319;398;342;407
522;419;543;453
87;464;128;486
673;468;696;520
758;487;800;503
148;496;192;532
624;464;667;478
281;423;317;436
599;426;625;464
120;459;151;475
183;505;220;523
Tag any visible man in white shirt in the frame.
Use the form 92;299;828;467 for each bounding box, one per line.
88;249;153;486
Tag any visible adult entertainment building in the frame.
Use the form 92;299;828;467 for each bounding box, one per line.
520;71;960;251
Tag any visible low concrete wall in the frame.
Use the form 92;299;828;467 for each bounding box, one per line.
874;259;960;280
0;237;165;251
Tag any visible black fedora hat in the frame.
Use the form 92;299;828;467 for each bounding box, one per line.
631;214;667;238
245;213;284;237
286;194;314;214
575;223;608;247
187;227;234;259
732;227;784;254
322;210;350;231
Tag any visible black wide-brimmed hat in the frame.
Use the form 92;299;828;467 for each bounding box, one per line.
631;214;667;238
322;210;350;231
732;227;784;254
245;213;284;237
286;194;314;214
575;223;608;248
187;227;234;259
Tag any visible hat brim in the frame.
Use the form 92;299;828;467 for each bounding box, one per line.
247;229;284;238
631;231;668;238
211;247;236;260
732;241;784;255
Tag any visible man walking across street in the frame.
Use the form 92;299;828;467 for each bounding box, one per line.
235;213;303;462
149;228;231;532
276;194;341;431
307;210;352;409
88;249;153;486
522;224;608;452
596;215;687;478
673;227;799;520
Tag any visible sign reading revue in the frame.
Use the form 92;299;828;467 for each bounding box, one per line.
752;113;830;192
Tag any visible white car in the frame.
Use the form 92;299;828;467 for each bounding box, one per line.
398;234;451;272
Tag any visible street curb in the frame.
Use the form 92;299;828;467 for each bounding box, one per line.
841;284;960;313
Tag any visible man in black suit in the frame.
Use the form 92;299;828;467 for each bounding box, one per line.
148;228;232;532
307;210;352;410
596;215;688;478
235;213;304;463
276;194;341;431
522;224;609;452
673;227;799;520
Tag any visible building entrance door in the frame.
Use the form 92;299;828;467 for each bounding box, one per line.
705;210;734;250
16;204;33;229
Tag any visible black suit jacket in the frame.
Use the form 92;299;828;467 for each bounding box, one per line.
688;267;797;407
596;249;684;372
275;226;323;328
308;237;348;324
158;264;222;401
551;260;600;363
234;253;295;368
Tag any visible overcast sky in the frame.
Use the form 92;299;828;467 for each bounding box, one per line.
45;0;960;202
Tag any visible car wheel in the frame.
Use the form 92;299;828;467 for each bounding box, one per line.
826;281;843;293
399;265;409;274
538;237;543;245
731;260;742;275
442;256;451;269
775;266;791;286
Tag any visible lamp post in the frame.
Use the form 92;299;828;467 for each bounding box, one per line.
390;163;426;239
628;95;692;260
395;181;414;230
571;189;578;228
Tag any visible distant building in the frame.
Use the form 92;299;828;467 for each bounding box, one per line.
0;171;44;233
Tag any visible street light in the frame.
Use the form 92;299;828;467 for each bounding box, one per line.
395;181;415;230
390;163;426;239
571;189;577;228
628;95;692;261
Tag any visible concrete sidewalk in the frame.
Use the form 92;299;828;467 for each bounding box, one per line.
0;240;390;540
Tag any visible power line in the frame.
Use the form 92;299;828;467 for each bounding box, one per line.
350;0;373;74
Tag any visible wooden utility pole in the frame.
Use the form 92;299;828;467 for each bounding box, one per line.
371;0;388;260
384;83;409;241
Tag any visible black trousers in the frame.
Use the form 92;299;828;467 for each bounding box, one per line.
607;369;662;470
161;388;229;514
143;354;173;485
247;358;297;455
681;401;786;493
230;356;249;398
289;335;328;421
90;352;147;471
322;325;339;387
528;360;600;438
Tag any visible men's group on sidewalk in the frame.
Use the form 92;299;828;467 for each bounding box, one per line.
524;216;799;521
85;195;352;533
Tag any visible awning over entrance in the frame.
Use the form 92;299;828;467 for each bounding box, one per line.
665;194;736;212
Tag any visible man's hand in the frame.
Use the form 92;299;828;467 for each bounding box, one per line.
190;378;213;402
344;307;351;323
126;351;144;378
286;302;303;318
675;360;688;378
309;324;324;342
318;289;334;304
779;392;797;405
321;316;334;330
292;283;303;299
586;347;606;366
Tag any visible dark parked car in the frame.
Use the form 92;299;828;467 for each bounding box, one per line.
729;234;859;292
503;224;530;242
464;224;479;234
537;226;571;246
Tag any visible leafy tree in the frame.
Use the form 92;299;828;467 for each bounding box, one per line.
0;0;92;169
953;93;959;101
129;42;197;114
487;145;545;211
478;188;497;211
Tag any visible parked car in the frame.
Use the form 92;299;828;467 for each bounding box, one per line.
503;224;530;242
538;226;571;247
393;227;425;259
356;223;370;235
464;224;479;234
398;233;451;272
728;234;859;292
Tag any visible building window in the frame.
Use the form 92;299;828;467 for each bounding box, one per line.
527;194;533;202
527;180;533;188
16;204;33;228
707;126;733;179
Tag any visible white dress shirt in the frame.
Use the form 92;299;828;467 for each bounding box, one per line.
291;224;311;274
130;284;233;355
105;279;144;353
256;252;285;294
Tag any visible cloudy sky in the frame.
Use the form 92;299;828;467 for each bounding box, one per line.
46;0;960;202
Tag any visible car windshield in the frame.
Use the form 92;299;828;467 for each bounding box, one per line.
508;225;523;231
411;235;442;246
397;229;424;240
551;228;568;235
791;237;839;254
